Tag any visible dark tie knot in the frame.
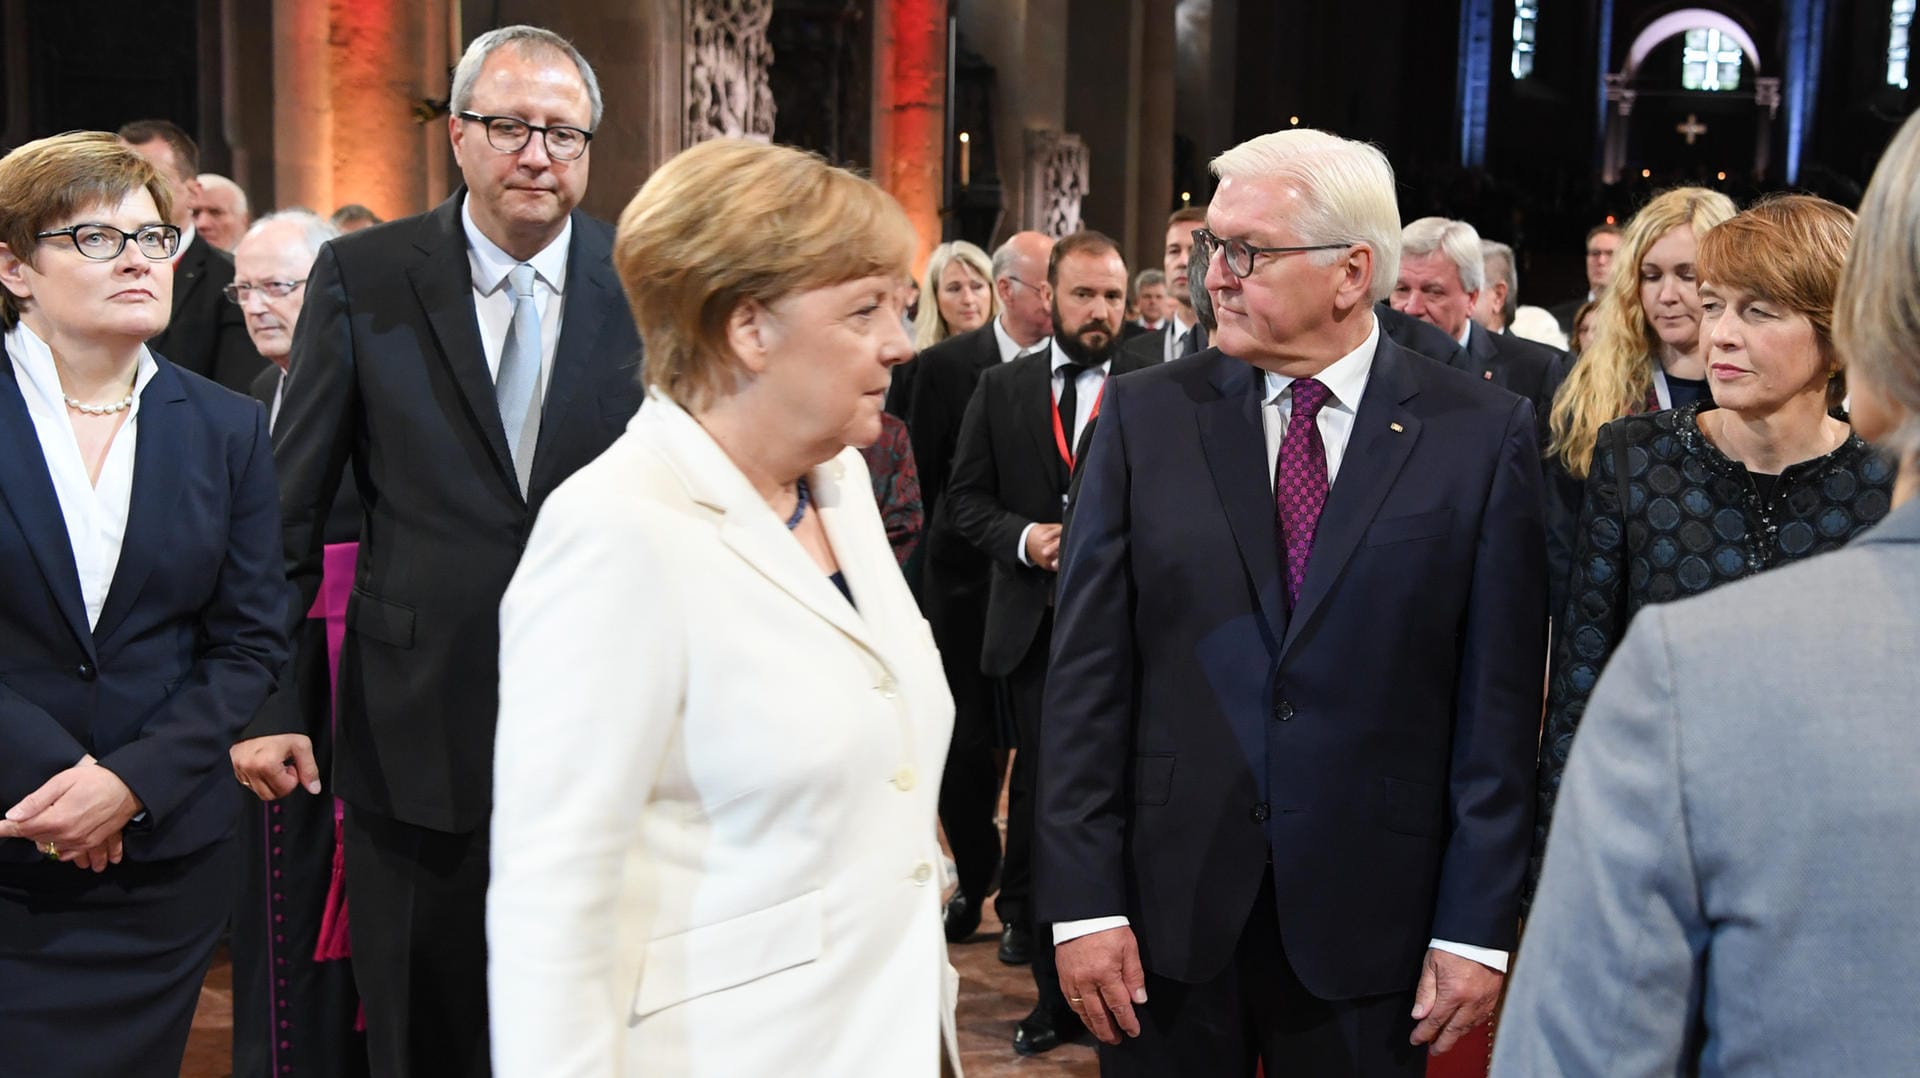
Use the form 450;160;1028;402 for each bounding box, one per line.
1058;362;1091;381
1291;378;1332;421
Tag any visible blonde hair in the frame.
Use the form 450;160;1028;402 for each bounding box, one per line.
1548;187;1736;478
0;132;173;329
1210;129;1401;301
1697;194;1855;411
913;240;996;349
614;139;916;411
1836;109;1920;466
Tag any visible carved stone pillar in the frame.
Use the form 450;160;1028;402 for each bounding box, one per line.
1025;128;1089;237
684;0;775;144
1753;76;1781;180
1600;73;1634;185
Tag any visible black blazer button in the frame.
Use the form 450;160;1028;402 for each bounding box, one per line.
76;662;96;681
1251;802;1271;822
1272;699;1294;722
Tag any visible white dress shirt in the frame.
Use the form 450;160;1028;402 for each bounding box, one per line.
1014;345;1106;566
462;197;568;404
1054;315;1510;973
7;321;159;630
992;314;1049;364
1162;310;1196;364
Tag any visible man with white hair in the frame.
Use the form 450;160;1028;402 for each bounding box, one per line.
1473;239;1568;350
1393;217;1564;443
224;209;368;1078
193;173;251;250
1038;129;1546;1074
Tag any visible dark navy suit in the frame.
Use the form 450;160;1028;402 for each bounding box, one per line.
0;351;288;1077
1037;331;1546;1073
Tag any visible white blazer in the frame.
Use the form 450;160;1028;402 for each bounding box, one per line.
488;392;960;1077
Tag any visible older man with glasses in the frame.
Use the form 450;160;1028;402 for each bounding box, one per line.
1038;128;1546;1076
267;25;643;1077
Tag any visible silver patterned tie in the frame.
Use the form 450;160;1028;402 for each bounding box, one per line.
496;263;542;492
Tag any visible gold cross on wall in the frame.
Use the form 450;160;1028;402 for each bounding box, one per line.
1676;114;1708;146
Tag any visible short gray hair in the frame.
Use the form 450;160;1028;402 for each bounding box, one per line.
1401;216;1486;294
451;25;604;129
1210;129;1401;302
1837;108;1920;466
238;209;338;265
196;173;249;216
1133;268;1166;292
1481;239;1517;325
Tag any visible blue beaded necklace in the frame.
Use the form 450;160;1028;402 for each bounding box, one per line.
785;477;811;530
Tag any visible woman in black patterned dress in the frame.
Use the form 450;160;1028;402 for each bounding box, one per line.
1532;195;1895;898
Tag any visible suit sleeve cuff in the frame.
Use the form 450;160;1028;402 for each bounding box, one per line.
1054;916;1130;946
1430;938;1509;973
1015;522;1036;567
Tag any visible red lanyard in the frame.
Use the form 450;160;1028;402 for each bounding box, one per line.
1050;376;1106;470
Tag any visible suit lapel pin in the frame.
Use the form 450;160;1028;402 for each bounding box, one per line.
1483;370;1494;380
1389;422;1404;433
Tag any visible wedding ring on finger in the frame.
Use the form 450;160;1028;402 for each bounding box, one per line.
39;842;58;859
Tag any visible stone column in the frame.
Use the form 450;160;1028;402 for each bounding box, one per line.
872;0;947;275
270;0;453;221
1133;0;1176;276
957;0;1069;247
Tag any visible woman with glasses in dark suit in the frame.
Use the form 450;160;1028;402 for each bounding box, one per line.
0;131;288;1078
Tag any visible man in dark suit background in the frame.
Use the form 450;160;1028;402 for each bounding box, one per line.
118;120;263;393
1120;206;1210;368
272;26;642;1077
947;230;1154;1056
1391;216;1565;443
888;229;1055;950
1040;129;1545;1075
1547;222;1621;335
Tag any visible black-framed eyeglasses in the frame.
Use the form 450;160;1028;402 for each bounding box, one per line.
1191;227;1350;279
223;279;307;304
457;112;594;161
34;223;181;262
1003;275;1045;295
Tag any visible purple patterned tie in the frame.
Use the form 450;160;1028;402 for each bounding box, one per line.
1275;378;1332;608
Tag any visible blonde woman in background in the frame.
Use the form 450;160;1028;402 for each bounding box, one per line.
913;240;996;350
1542;187;1736;611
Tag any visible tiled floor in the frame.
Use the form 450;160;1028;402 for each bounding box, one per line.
184;895;1096;1078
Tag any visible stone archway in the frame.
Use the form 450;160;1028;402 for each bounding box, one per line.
1600;7;1780;184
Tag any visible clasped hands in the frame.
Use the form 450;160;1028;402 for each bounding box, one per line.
0;755;142;872
1055;927;1502;1054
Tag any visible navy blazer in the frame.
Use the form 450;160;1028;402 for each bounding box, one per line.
0;351;289;864
1036;331;1547;999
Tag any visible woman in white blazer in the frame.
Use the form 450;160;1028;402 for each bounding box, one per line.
488;139;960;1076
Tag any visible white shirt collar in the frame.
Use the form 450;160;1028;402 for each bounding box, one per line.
1169;308;1194;339
1456;320;1474;350
175;223;199;259
461;195;572;295
1260;314;1380;412
7;320;159;410
1050;339;1111;376
993;315;1046;363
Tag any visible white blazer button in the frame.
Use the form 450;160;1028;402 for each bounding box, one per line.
912;862;933;885
876;674;898;698
892;766;916;791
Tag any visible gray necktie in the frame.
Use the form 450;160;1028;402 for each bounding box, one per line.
497;263;541;492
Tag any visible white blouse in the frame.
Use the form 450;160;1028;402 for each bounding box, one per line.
5;321;158;630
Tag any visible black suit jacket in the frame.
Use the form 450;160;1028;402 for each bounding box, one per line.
1547;297;1585;337
1037;332;1547;997
274;193;643;832
1376;302;1467;368
1118;318;1208;369
149;233;265;393
946;346;1155;676
1465;321;1567;445
0;353;288;864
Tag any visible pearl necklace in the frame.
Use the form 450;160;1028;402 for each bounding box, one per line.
63;390;136;416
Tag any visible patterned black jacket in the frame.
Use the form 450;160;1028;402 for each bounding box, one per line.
1531;402;1894;901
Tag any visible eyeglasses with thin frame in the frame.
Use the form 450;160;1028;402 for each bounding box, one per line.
457;112;594;161
1002;275;1045;295
34;223;181;262
223;279;308;305
1191;227;1351;279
